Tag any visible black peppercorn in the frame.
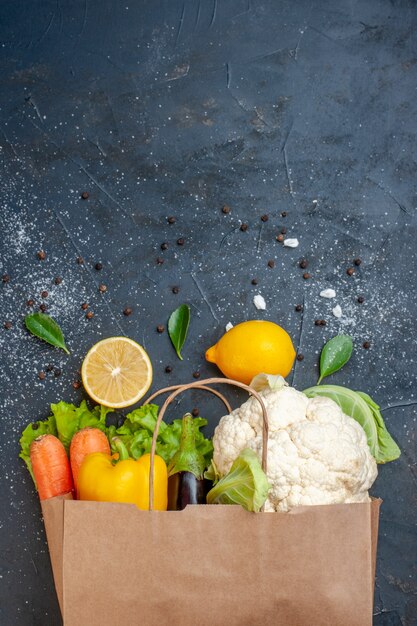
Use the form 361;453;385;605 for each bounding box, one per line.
346;267;355;276
357;296;365;304
41;290;48;298
76;256;84;265
157;325;165;333
192;408;199;417
299;259;308;269
296;354;304;362
81;302;88;310
267;260;275;268
123;307;133;316
32;422;39;430
354;258;362;266
46;364;54;372
251;278;258;285
81;191;89;199
98;284;107;293
161;242;169;251
193;371;201;379
95;262;103;271
240;223;248;232
222;205;231;214
54;368;61;377
281;211;287;217
314;319;321;326
165;365;172;374
280;227;287;235
54;277;62;285
167;216;176;224
26;299;35;307
156;257;164;265
261;214;268;222
172;286;180;294
2;274;10;283
320;319;327;326
363;341;371;349
177;238;185;246
37;250;46;260
4;321;12;330
72;381;81;390
276;234;284;242
295;304;303;312
39;303;47;312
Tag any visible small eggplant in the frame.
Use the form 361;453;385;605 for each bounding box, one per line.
168;472;210;510
167;413;210;511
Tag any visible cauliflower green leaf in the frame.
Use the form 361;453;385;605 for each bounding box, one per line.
206;448;270;512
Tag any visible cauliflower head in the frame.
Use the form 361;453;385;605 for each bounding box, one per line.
212;385;378;512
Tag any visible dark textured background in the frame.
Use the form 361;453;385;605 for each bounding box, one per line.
1;1;416;624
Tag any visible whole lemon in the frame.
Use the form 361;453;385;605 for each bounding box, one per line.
205;320;296;384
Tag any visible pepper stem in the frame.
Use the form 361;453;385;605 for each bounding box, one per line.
112;437;130;461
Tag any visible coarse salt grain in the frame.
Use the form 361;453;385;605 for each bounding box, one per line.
253;295;266;310
283;238;299;248
332;305;342;318
320;288;336;299
225;322;233;332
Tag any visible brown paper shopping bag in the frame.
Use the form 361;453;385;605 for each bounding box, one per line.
41;378;381;626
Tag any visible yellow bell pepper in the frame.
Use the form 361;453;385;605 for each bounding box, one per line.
77;438;168;511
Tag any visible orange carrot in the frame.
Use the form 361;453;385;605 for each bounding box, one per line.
70;427;110;493
30;434;74;501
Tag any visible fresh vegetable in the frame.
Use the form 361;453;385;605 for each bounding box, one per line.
70;427;111;492
81;337;153;408
205;320;295;384
303;385;400;464
19;418;57;484
19;400;213;484
317;335;353;384
77;438;168;510
111;403;213;466
30;434;73;500
25;312;70;354
212;378;378;512
167;413;210;510
19;401;112;482
168;304;190;360
50;400;112;452
206;449;270;512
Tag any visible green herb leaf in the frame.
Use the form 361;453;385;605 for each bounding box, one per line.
25;312;70;354
206;449;270;512
168;304;190;360
303;385;401;464
318;335;353;384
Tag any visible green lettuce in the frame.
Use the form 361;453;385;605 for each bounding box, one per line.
51;400;112;452
206;449;270;512
112;404;213;465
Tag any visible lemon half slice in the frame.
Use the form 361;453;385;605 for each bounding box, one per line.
81;337;153;408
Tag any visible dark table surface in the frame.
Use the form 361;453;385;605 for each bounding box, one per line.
1;1;416;624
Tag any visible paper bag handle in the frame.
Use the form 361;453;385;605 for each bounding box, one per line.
147;377;269;511
144;384;233;414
